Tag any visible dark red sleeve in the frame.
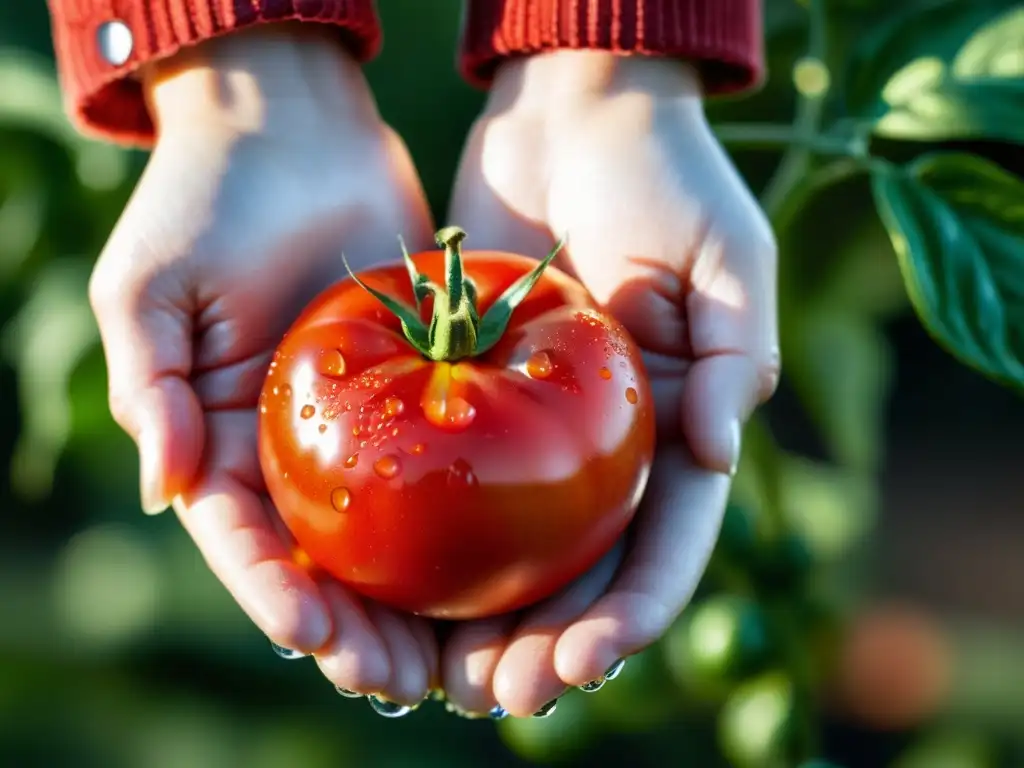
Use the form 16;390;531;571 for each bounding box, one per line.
47;0;382;147
459;0;764;96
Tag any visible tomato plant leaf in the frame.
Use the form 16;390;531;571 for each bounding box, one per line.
341;253;432;356
871;153;1024;390
844;1;1024;142
476;237;565;355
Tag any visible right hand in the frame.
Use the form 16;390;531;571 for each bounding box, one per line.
88;24;438;705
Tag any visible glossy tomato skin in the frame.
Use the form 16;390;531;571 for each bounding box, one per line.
258;249;655;619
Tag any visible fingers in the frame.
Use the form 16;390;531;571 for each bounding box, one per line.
174;474;332;653
361;604;433;705
554;445;730;685
89;244;203;514
490;542;624;718
312;583;391;693
440;614;518;715
684;218;780;474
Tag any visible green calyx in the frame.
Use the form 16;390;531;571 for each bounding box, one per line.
343;226;565;362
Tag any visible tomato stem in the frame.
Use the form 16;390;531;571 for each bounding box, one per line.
343;227;566;362
426;227;481;361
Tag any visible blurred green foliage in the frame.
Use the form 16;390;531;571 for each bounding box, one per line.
2;1;1023;766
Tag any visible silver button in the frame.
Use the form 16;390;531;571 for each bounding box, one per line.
96;20;134;66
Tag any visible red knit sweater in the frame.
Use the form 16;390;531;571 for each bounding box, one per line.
48;0;763;146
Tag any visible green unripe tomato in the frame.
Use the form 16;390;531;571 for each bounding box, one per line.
665;594;773;697
718;671;811;768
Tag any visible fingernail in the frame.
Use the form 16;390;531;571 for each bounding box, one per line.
532;699;558;718
139;427;168;515
579;678;606;692
728;417;742;477
335;686;363;699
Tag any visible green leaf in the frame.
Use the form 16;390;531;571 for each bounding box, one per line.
871;152;1024;390
340;253;431;356
844;1;1024;142
475;238;565;355
952;6;1024;78
875;60;1024;143
784;310;894;470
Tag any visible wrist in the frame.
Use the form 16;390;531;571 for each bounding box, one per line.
489;51;704;117
143;23;379;141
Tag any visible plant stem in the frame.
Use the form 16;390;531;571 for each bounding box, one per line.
753;4;832;760
714;122;858;156
761;0;831;220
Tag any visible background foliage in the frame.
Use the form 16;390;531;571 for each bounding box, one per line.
2;1;1023;766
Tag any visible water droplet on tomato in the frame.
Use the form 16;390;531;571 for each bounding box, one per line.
318;424;327;434
383;396;405;418
300;404;315;419
532;699;558;718
410;443;426;455
374;455;402;479
270;641;306;660
579;678;606;693
344;454;358;469
272;386;280;396
525;351;553;379
368;696;412;718
281;384;292;398
260;404;268;414
424;396;476;431
598;366;612;380
446;459;478;488
336;686;362;699
353;425;362;436
320;349;346;377
330;487;352;513
604;658;626;680
391;427;400;437
625;387;638;404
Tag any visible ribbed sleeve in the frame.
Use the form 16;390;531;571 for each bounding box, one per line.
459;0;764;96
47;0;382;146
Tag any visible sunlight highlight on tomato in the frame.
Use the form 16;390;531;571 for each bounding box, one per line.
257;227;655;619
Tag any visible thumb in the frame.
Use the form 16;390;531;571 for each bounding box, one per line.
89;250;204;515
683;224;779;475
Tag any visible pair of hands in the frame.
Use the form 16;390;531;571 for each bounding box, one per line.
89;25;779;718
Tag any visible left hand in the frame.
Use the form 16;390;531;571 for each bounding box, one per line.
440;51;780;717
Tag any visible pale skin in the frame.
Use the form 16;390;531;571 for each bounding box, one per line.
89;24;778;715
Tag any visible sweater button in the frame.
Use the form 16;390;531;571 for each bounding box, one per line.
96;20;134;66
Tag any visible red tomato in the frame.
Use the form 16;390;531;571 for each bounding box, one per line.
258;229;655;619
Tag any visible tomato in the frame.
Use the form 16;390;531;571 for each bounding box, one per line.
258;228;655;619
